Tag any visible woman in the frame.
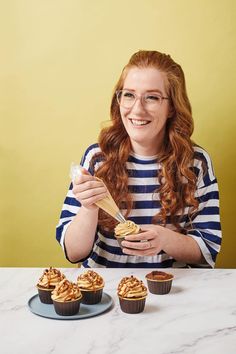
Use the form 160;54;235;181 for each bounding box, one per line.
56;50;221;268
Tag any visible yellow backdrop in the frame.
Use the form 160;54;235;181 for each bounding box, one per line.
1;0;235;267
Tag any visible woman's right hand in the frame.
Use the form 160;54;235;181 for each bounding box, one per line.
72;168;108;210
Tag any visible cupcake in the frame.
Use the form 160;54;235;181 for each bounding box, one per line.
114;220;140;248
36;267;65;304
51;279;82;316
77;270;104;304
117;275;148;314
145;271;174;295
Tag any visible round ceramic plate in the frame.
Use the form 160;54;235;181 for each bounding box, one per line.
28;292;113;320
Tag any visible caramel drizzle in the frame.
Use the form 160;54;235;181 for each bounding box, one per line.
117;275;147;297
52;279;81;301
77;271;104;290
38;267;65;288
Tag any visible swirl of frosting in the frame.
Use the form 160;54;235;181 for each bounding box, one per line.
37;267;65;288
117;275;147;299
51;279;82;302
114;220;140;238
77;270;104;290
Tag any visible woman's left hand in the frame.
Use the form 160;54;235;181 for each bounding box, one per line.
121;225;166;256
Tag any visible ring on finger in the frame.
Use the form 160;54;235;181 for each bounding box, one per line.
145;240;152;249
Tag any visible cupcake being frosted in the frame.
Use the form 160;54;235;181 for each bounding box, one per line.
51;279;82;316
37;267;65;304
114;220;140;247
117;275;147;314
77;270;104;304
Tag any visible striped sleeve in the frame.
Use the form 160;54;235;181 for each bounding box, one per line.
55;143;100;256
186;147;222;268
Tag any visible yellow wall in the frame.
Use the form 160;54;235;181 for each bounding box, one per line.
1;0;235;267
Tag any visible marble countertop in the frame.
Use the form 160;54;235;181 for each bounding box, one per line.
0;268;236;354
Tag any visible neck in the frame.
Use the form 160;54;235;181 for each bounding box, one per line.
131;139;163;157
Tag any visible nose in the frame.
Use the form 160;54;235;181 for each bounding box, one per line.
131;97;146;113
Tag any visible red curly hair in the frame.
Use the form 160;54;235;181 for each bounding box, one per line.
91;50;199;231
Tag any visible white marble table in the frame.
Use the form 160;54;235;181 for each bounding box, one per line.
0;268;236;354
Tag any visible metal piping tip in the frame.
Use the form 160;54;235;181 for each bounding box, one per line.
115;212;126;223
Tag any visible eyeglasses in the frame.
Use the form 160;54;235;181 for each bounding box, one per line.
116;90;169;110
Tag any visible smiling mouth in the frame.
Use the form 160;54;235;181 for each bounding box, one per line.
130;119;151;126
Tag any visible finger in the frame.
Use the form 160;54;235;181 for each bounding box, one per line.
81;192;108;207
73;180;106;194
80;167;91;175
74;174;100;185
74;186;108;200
121;240;151;250
122;248;157;256
124;232;153;242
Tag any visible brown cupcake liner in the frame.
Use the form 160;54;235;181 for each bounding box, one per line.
116;236;141;248
118;296;146;314
53;297;82;316
116;237;125;248
80;288;103;305
146;277;173;295
37;286;54;304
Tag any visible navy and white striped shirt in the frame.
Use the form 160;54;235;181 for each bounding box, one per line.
56;143;221;268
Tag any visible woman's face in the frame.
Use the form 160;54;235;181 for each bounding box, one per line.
119;67;170;156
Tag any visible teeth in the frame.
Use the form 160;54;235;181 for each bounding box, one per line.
131;119;149;126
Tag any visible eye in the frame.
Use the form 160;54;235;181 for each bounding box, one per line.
145;94;161;102
123;91;135;100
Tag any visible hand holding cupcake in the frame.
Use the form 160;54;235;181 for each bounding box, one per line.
114;220;140;247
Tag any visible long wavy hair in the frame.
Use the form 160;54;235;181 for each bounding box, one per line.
91;50;199;231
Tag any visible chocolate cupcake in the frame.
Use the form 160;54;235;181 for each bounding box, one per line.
77;270;104;304
145;271;174;295
51;279;82;316
117;275;148;314
114;220;141;248
36;267;65;304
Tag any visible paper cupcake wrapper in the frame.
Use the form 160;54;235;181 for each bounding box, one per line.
53;297;82;316
116;236;141;248
118;296;146;314
80;288;103;305
116;237;125;248
146;278;173;295
37;286;54;304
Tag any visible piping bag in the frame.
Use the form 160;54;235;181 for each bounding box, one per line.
70;163;126;223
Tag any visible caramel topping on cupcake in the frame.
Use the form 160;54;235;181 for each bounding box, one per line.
117;275;147;299
77;270;104;290
146;271;173;281
37;267;65;289
51;279;82;302
114;220;140;238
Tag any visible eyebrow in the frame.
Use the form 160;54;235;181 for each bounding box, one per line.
123;88;164;94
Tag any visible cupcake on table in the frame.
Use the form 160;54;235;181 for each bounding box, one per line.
77;270;104;304
145;271;174;295
117;275;148;314
51;279;82;316
36;267;65;304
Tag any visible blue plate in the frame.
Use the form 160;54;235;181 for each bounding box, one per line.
28;292;113;320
